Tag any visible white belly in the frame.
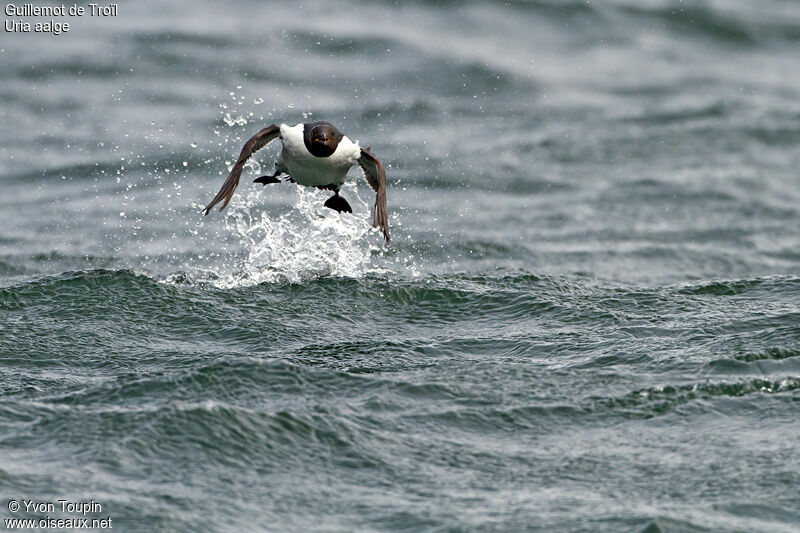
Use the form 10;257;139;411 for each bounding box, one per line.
277;123;361;188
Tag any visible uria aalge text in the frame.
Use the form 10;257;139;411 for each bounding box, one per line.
4;4;118;35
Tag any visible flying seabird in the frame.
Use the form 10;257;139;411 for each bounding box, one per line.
203;121;390;242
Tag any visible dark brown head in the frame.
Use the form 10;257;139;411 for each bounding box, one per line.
303;121;344;157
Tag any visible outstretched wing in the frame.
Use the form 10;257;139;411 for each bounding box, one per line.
357;147;390;243
203;124;280;215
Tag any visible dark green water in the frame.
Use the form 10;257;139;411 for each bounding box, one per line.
1;1;800;531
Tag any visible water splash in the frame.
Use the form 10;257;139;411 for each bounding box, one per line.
205;183;385;287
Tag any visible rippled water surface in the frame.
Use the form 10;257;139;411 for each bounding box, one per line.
1;1;800;531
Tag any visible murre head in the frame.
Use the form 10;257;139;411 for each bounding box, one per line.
303;121;344;157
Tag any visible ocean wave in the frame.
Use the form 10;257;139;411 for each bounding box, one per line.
592;377;800;418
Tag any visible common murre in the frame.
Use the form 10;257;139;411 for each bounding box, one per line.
204;121;390;242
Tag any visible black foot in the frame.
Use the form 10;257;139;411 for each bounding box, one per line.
254;174;281;185
324;193;352;214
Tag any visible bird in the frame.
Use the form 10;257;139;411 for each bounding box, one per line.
203;121;390;242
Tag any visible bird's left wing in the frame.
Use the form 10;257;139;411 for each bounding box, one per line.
357;147;390;243
203;124;280;215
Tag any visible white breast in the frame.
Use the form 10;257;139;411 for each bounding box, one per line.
278;123;361;187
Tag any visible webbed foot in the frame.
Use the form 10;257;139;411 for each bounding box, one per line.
254;173;281;185
324;193;352;213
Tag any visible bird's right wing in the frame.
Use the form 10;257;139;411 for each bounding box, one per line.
203;124;280;215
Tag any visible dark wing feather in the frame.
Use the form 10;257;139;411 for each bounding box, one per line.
357;147;390;243
203;124;280;215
